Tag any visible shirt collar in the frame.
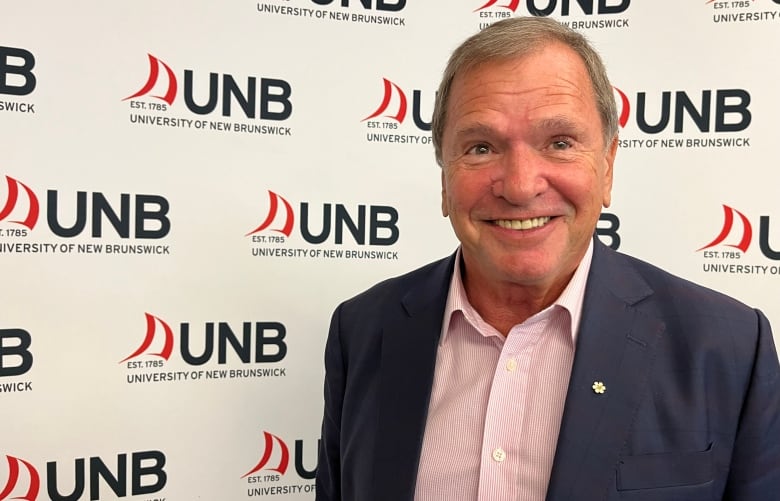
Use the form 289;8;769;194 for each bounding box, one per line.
441;239;594;345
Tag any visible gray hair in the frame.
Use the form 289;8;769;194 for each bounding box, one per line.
431;17;618;166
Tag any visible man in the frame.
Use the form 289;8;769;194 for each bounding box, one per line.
316;17;780;501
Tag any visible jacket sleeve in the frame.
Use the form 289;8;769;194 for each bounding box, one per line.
315;305;345;501
724;309;780;500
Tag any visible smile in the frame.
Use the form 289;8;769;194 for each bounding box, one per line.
494;217;551;230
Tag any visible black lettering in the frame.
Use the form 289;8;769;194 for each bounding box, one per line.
260;78;292;121
527;0;557;16
47;191;88;237
562;0;593;15
300;203;330;244
674;90;711;133
376;0;406;11
47;459;85;501
335;205;365;244
294;440;319;480
92;193;131;238
715;89;751;132
180;323;213;365
223;74;256;118
218;322;251;364
135;195;170;239
596;213;620;250
255;322;287;363
184;70;219;115
131;451;167;495
0;46;36;96
636;91;671;134
598;0;630;14
759;216;780;260
0;329;33;377
90;455;127;498
369;206;399;245
412;90;431;131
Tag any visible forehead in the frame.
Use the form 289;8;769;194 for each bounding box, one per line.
445;42;599;130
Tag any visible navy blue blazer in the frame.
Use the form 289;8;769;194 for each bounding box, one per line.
316;239;780;500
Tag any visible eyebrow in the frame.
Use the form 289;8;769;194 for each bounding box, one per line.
533;116;584;134
451;116;585;140
451;122;496;139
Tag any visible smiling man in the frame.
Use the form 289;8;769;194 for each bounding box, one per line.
316;17;780;501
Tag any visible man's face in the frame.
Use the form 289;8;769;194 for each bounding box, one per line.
440;42;617;296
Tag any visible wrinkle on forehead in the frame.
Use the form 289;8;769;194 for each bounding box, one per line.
446;51;600;135
449;44;596;105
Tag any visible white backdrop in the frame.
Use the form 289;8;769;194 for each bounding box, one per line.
2;1;779;499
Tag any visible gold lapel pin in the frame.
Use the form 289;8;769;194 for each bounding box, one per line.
592;381;606;394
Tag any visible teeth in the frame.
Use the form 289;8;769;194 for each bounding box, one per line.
495;217;551;230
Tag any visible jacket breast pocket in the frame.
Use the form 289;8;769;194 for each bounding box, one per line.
617;444;714;492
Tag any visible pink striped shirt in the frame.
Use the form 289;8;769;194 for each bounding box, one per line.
414;241;593;501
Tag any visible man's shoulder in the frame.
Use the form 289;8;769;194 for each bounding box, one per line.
339;254;455;313
595;245;768;374
601;244;755;319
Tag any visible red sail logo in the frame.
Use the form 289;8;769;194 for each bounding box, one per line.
123;54;178;105
698;205;753;253
246;191;295;238
474;0;520;12
613;87;631;128
241;431;290;478
362;78;408;123
0;455;39;501
119;313;175;363
0;176;39;230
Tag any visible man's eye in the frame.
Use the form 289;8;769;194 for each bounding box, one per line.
467;144;491;155
551;140;571;150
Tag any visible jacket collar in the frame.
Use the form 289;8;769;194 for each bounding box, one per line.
371;254;456;501
546;240;664;500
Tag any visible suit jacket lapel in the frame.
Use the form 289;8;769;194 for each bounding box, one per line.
547;241;665;501
372;255;456;501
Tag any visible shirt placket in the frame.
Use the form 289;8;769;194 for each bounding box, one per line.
476;327;542;501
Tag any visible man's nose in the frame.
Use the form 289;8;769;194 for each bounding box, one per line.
491;146;547;203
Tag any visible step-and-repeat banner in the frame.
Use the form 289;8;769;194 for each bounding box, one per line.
2;1;779;499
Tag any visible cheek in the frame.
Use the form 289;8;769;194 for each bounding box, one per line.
442;171;460;206
446;169;492;207
444;179;476;214
554;166;606;210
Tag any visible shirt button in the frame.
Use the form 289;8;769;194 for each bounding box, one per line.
505;358;518;372
492;448;506;462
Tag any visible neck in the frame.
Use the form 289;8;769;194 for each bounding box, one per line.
460;263;574;337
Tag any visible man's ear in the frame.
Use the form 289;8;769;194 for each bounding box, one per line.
602;136;618;208
441;170;449;217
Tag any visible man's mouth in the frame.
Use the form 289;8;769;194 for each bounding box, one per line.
494;216;552;230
